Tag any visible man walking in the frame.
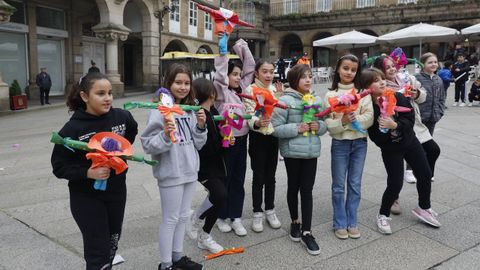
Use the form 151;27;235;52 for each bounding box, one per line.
36;67;52;105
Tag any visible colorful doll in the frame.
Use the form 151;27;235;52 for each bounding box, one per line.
218;103;245;148
301;93;322;136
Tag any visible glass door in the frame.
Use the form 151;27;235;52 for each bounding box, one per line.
37;39;65;96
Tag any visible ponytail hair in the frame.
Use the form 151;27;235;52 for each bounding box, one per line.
66;72;109;112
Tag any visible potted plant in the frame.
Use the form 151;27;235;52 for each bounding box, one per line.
9;79;27;110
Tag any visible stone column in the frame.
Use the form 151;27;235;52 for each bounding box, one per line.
92;24;130;97
26;1;39;101
0;72;9;111
142;30;159;92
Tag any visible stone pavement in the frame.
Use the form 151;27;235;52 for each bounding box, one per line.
1;84;480;270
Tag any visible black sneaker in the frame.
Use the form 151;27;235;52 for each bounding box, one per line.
173;256;202;270
158;264;177;270
301;232;321;255
289;222;301;242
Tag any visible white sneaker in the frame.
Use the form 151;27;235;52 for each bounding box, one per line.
265;209;281;229
452;102;458;106
404;170;416;183
251;212;264;232
376;214;392;235
459;102;466;107
216;218;232;233
197;231;224;253
231;218;247;236
467;102;473;107
186;210;202;240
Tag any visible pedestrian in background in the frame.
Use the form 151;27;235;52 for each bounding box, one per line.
88;60;101;74
36;67;52;105
51;72;138;270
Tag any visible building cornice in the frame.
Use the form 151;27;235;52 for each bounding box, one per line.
266;1;480;32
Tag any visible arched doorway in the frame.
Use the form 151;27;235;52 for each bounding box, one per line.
122;1;143;88
164;39;189;53
312;32;332;67
197;45;213;54
280;34;303;60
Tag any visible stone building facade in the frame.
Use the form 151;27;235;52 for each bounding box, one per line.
267;0;480;66
0;0;222;100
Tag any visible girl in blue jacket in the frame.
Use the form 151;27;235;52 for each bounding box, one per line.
271;64;327;256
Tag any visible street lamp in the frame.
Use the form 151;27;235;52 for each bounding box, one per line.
154;0;178;86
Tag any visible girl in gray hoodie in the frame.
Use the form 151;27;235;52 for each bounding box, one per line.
141;64;207;270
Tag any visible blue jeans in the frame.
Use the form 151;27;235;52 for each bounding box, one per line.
331;138;367;229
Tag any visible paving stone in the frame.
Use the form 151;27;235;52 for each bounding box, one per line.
312;229;458;270
410;205;480;252
434;244;480;270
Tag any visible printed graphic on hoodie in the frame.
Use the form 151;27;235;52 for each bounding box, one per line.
175;115;194;146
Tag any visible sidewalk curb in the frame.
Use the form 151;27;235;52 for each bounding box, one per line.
0;91;153;117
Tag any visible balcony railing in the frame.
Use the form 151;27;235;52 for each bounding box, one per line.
269;0;461;17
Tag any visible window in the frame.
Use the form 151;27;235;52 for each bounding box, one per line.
356;0;375;8
204;13;212;31
398;0;417;3
244;1;256;25
316;0;332;12
6;0;25;24
189;1;197;27
170;0;180;22
284;0;299;14
36;6;65;30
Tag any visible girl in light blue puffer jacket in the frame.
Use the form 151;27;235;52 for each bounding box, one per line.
271;64;327;256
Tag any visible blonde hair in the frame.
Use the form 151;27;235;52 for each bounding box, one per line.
420;52;437;64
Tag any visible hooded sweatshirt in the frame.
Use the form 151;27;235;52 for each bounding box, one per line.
51;108;138;193
213;39;255;137
140;109;207;188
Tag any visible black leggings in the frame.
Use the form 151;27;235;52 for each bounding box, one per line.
380;139;432;216
70;190;126;270
199;177;227;234
249;131;279;213
284;157;317;232
406;139;440;177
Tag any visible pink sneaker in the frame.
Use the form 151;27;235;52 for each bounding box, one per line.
411;207;441;227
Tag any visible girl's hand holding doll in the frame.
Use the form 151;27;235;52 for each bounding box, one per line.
255;115;270;128
309;121;321;132
196;109;207;129
341;112;356;125
378;116;398;130
297;122;310;134
229;136;236;145
164;117;176;133
87;167;110;180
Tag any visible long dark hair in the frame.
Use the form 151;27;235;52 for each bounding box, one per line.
66;72;109;112
164;63;195;105
330;54;361;90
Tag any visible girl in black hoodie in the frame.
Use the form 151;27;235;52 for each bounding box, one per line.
361;68;440;235
186;78;228;254
51;72;138;270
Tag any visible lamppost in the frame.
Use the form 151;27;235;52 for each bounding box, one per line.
154;0;178;86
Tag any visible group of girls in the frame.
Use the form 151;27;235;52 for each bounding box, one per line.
51;36;445;269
